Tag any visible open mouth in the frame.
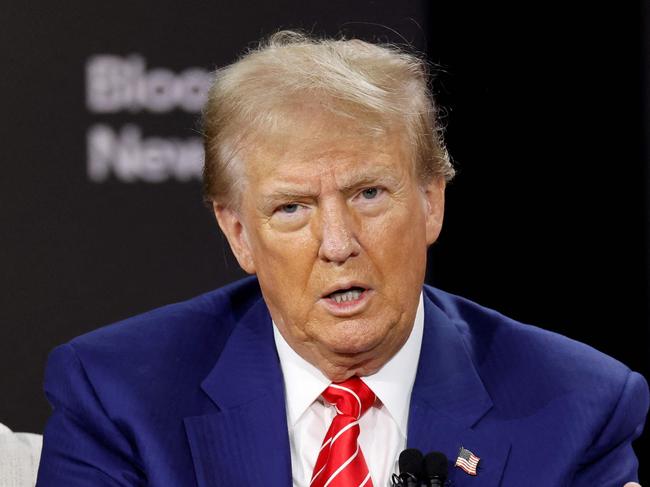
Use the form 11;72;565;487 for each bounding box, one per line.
325;286;367;304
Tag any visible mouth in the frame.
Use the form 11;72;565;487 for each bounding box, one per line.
325;286;367;304
319;284;373;316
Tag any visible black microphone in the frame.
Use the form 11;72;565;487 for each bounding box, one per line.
391;448;423;487
423;451;448;487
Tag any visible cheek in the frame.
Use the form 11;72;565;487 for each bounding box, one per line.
363;201;427;256
360;202;428;289
250;226;319;299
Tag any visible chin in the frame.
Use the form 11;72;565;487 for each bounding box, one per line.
328;341;378;355
322;325;387;355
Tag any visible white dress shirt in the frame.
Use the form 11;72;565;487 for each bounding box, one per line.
0;423;42;487
273;293;424;487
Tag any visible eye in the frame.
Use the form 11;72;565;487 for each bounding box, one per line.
360;187;380;199
278;203;300;214
269;201;310;231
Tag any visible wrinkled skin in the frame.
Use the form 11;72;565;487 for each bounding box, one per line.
214;112;445;381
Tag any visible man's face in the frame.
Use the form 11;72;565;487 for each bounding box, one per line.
215;113;445;381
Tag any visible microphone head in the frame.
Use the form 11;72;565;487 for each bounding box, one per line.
424;451;448;480
399;448;424;478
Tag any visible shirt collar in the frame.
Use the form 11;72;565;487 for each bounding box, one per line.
273;292;424;437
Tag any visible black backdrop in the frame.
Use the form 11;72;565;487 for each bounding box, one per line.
2;0;647;477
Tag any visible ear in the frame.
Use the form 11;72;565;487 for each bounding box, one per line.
422;177;446;245
212;202;256;274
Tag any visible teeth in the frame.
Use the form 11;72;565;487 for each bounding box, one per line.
331;289;362;303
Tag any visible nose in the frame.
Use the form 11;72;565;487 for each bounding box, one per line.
317;200;361;264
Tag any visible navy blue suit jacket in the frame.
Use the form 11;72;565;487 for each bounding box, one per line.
37;277;648;486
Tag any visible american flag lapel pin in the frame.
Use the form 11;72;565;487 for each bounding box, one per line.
455;446;480;476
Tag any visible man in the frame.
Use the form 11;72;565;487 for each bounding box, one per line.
37;31;648;486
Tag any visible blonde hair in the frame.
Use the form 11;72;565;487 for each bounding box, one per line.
202;30;454;206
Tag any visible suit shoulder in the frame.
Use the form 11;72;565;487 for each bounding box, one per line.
43;277;264;425
74;276;258;339
62;276;262;377
423;285;641;409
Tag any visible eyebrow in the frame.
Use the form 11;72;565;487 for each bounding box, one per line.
338;172;401;192
263;189;317;203
259;168;402;209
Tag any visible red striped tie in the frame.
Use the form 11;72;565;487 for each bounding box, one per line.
310;377;376;487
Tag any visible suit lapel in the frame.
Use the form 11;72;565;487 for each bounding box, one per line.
407;291;511;485
183;286;511;485
184;297;292;487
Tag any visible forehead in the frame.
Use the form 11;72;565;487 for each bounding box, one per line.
241;112;414;189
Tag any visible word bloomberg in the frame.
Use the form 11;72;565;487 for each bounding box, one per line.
86;55;210;183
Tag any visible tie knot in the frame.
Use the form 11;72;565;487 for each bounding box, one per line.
322;376;376;419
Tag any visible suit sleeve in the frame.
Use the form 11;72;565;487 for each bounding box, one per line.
36;343;146;486
570;370;649;486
